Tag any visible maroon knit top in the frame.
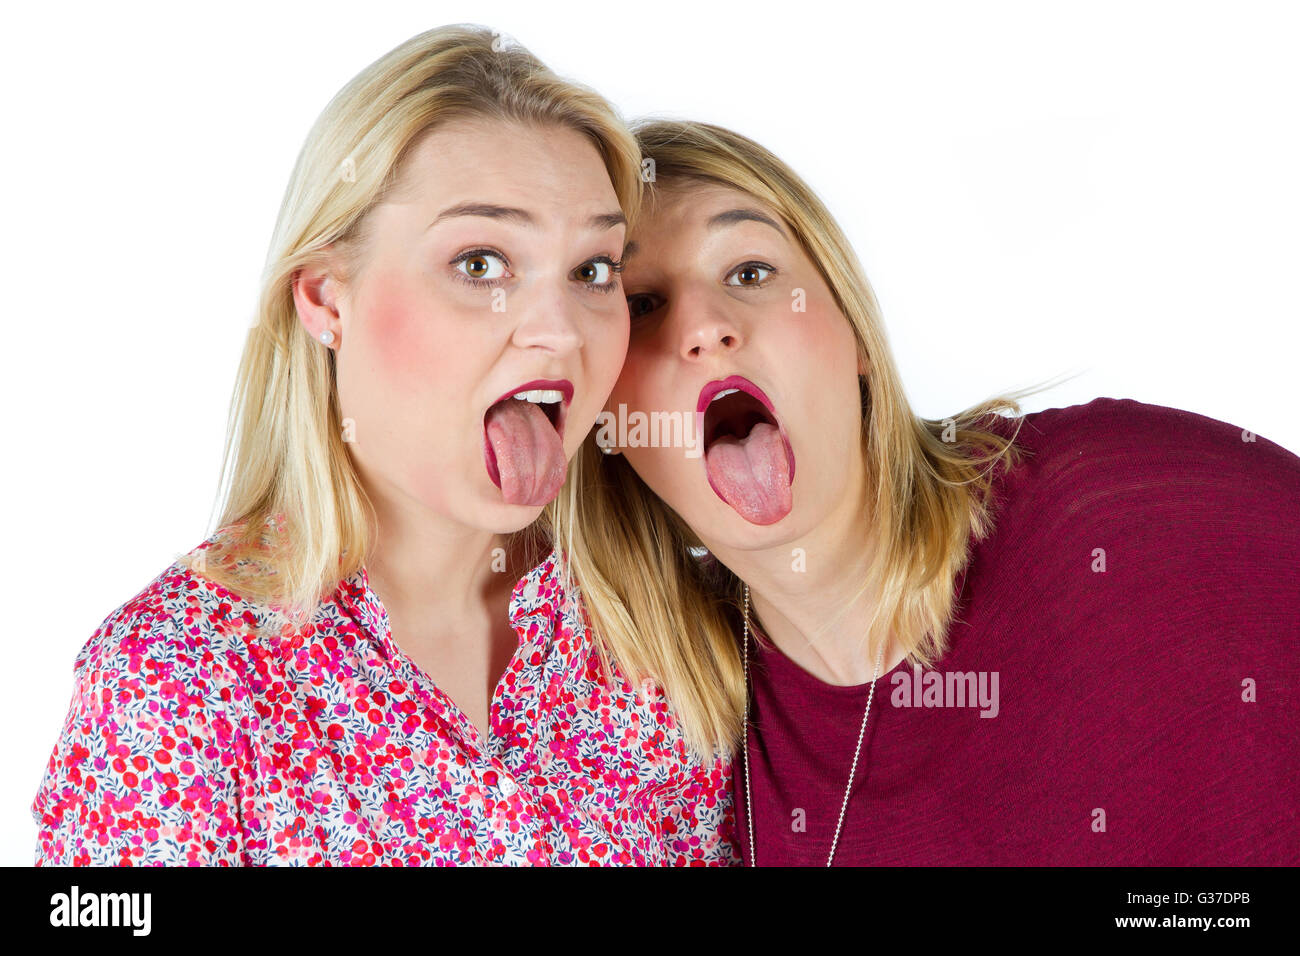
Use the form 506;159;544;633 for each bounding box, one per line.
733;397;1300;865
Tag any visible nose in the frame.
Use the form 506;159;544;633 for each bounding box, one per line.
511;285;584;354
675;293;743;361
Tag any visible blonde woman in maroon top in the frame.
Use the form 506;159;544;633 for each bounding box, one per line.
550;120;1300;865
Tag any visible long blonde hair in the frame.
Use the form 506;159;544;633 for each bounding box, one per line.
188;25;643;620
548;119;1037;762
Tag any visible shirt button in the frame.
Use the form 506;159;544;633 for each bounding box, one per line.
498;776;519;798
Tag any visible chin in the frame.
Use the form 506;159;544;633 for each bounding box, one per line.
480;498;548;535
419;481;548;536
693;497;805;552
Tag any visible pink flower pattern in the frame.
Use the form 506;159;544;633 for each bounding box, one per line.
32;540;739;866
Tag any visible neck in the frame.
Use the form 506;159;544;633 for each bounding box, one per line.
361;493;537;635
705;461;905;687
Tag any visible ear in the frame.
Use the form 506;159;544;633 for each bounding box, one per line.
857;349;870;377
292;245;347;348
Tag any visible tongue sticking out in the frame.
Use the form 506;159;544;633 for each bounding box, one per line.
704;421;793;525
483;399;566;507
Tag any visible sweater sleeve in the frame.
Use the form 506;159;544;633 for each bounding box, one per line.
32;599;255;866
994;397;1300;863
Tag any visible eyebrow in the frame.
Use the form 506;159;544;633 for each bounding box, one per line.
621;207;787;261
707;208;787;237
428;202;626;232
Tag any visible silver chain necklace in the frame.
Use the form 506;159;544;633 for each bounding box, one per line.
740;583;886;867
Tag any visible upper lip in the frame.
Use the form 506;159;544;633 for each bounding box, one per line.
486;378;573;437
697;375;776;417
696;374;796;481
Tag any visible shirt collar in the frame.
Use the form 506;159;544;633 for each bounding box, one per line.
335;547;566;652
507;548;563;649
335;564;391;647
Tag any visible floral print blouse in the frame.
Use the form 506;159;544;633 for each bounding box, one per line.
32;540;739;866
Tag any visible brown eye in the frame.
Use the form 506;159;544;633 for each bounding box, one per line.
453;251;508;283
725;262;774;287
627;294;659;318
572;258;616;286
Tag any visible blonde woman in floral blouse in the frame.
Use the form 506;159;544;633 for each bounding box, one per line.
31;25;738;866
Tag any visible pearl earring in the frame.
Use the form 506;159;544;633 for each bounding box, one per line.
319;330;335;346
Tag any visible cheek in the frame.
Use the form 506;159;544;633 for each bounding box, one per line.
611;363;703;514
589;313;630;403
782;301;860;401
358;275;489;411
782;304;864;464
342;276;478;466
565;316;629;455
608;337;665;413
788;294;855;359
363;279;442;382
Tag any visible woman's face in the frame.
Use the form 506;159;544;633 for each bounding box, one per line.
610;181;867;552
301;119;630;533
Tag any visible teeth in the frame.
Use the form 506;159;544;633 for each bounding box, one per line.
511;389;563;404
711;388;740;402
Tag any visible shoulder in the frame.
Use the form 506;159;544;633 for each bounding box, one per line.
33;540;278;865
70;540;284;726
965;396;1300;592
991;396;1300;521
1009;395;1298;472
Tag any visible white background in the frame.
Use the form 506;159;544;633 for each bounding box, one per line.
2;0;1296;865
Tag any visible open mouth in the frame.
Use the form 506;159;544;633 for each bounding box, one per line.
698;375;796;525
483;379;572;507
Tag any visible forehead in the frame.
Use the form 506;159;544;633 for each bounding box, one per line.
641;181;757;225
391;118;617;208
625;180;789;260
